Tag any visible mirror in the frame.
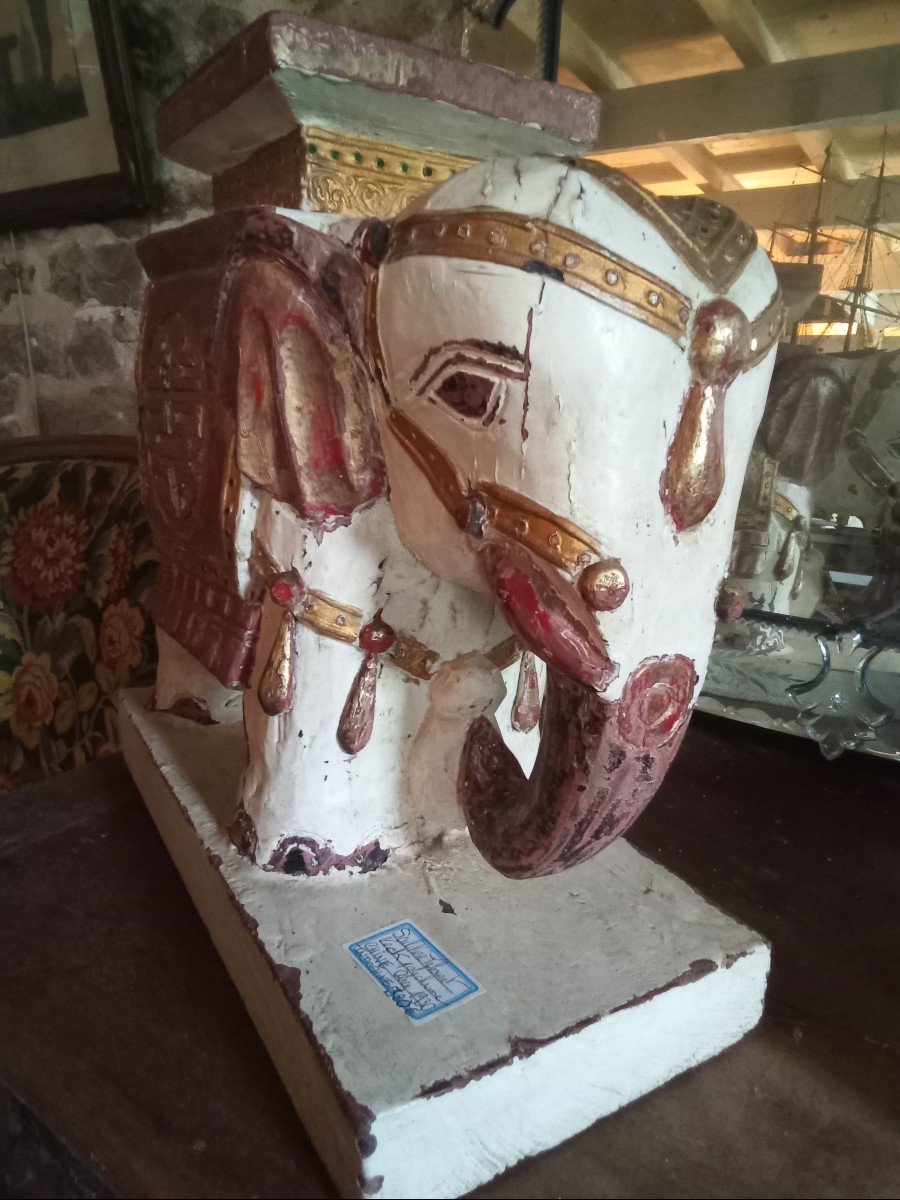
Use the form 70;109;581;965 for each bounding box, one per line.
732;347;900;628
701;179;900;762
702;340;900;761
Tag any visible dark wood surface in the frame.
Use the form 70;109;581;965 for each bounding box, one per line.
0;437;137;466
1;713;898;1199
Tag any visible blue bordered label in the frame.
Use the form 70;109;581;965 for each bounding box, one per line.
346;920;482;1022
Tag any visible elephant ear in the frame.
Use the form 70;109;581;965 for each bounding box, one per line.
760;357;851;486
217;214;385;525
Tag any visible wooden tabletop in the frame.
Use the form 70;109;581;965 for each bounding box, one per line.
1;713;898;1199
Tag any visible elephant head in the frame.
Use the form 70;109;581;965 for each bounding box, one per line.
371;157;782;878
137;164;781;881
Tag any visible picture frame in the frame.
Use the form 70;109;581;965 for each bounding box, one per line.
0;0;150;231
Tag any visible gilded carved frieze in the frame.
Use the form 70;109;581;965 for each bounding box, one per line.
213;126;474;219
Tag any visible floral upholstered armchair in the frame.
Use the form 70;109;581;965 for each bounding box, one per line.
0;437;157;790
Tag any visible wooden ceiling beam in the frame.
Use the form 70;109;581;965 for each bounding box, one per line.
594;44;900;152
694;0;859;180
662;143;742;193
549;8;742;192
702;175;900;232
693;0;786;67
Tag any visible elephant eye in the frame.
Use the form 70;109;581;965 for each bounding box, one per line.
413;341;527;427
432;371;499;423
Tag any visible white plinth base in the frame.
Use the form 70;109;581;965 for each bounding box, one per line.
119;689;769;1200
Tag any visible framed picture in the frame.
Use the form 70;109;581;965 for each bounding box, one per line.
0;0;150;231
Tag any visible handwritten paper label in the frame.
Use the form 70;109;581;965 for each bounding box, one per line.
346;921;482;1022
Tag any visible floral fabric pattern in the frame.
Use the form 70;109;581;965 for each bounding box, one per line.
0;457;157;790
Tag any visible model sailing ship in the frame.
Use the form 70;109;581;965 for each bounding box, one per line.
772;137;900;351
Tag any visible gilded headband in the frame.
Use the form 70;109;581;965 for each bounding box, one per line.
386;209;690;342
386;207;783;364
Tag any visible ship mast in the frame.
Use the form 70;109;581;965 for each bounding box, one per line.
842;137;888;352
789;143;831;343
806;143;830;265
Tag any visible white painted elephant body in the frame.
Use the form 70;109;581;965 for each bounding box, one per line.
138;158;782;879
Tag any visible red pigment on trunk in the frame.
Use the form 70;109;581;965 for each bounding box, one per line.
481;542;615;691
461;655;696;879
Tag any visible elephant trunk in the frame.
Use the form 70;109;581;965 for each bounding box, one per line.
460;542;697;879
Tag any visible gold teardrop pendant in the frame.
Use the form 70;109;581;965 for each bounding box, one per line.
337;612;396;755
337;655;379;754
257;609;297;716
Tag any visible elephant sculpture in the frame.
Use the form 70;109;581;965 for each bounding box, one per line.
730;347;900;623
136;157;782;879
730;446;821;618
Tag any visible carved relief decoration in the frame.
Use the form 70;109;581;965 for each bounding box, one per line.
660;195;759;294
137;209;386;689
148;560;261;689
140;317;206;531
213;125;474;219
304;127;474;218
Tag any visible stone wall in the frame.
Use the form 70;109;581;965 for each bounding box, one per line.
0;0;464;441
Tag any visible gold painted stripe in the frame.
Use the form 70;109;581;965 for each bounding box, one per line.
772;492;800;523
480;481;602;575
388;633;439;681
387;210;690;342
213;126;475;218
298;590;362;644
746;287;785;370
387;409;604;578
390;634;520;682
485;636;520;672
295;584;521;683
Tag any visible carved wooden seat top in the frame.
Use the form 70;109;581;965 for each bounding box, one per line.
155;11;601;179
